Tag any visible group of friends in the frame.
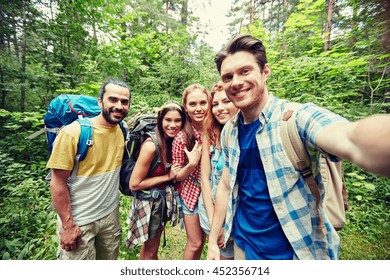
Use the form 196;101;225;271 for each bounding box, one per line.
47;34;390;260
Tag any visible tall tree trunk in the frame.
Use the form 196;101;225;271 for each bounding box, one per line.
261;1;266;21
181;0;188;26
20;3;27;112
323;0;334;51
0;26;6;108
250;0;254;25
0;64;5;109
269;0;274;31
351;2;358;47
282;0;289;58
13;32;20;60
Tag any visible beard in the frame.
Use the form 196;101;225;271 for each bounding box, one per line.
102;105;128;125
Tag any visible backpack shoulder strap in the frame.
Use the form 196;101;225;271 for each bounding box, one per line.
280;102;310;170
76;118;93;161
146;132;160;176
119;121;128;139
280;102;321;205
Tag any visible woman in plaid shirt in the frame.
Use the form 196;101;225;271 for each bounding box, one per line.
172;84;210;259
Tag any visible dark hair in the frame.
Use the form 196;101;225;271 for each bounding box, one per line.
215;34;268;74
181;84;210;151
156;100;186;167
99;78;131;99
203;81;224;149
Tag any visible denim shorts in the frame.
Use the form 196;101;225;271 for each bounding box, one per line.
179;196;199;216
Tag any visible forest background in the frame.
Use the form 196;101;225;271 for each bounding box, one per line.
0;0;389;260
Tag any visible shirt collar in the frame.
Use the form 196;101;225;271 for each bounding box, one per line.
191;124;202;140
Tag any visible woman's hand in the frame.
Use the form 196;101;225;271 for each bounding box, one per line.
184;140;202;166
168;163;181;180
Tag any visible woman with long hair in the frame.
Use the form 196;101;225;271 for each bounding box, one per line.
172;84;210;259
126;101;185;260
199;81;239;260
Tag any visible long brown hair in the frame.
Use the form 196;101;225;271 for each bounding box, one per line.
181;84;210;150
156;100;186;167
203;81;224;149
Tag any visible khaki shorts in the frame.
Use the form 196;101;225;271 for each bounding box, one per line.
56;206;122;260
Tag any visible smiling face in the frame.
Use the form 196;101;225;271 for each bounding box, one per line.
184;89;209;126
99;83;130;126
220;51;270;122
162;110;183;139
212;90;239;125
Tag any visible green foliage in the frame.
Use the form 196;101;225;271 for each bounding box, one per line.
0;152;57;260
0;109;56;260
338;162;390;259
1;0;389;260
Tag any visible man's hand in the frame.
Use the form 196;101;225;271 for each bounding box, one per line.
207;240;221;260
60;223;82;251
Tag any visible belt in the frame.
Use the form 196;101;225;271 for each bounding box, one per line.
135;188;167;200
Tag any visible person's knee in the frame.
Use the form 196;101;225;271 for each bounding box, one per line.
142;249;158;260
187;238;204;251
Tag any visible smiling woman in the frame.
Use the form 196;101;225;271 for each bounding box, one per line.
126;101;186;260
172;83;211;260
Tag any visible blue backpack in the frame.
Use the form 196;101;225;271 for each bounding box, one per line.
44;94;102;158
44;94;126;172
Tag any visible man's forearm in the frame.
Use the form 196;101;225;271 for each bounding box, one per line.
209;182;229;244
317;114;390;178
50;169;75;227
51;183;75;227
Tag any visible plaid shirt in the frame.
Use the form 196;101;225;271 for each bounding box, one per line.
221;94;347;260
126;185;180;249
172;126;202;211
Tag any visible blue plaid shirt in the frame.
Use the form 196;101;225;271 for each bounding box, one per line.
221;94;347;260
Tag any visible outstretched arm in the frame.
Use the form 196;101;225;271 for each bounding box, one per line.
316;114;390;177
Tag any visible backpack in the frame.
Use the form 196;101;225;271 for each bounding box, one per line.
280;102;349;230
119;113;160;196
41;94;126;179
44;94;102;154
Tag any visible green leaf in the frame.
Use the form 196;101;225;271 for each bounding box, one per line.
364;183;376;191
2;252;10;260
